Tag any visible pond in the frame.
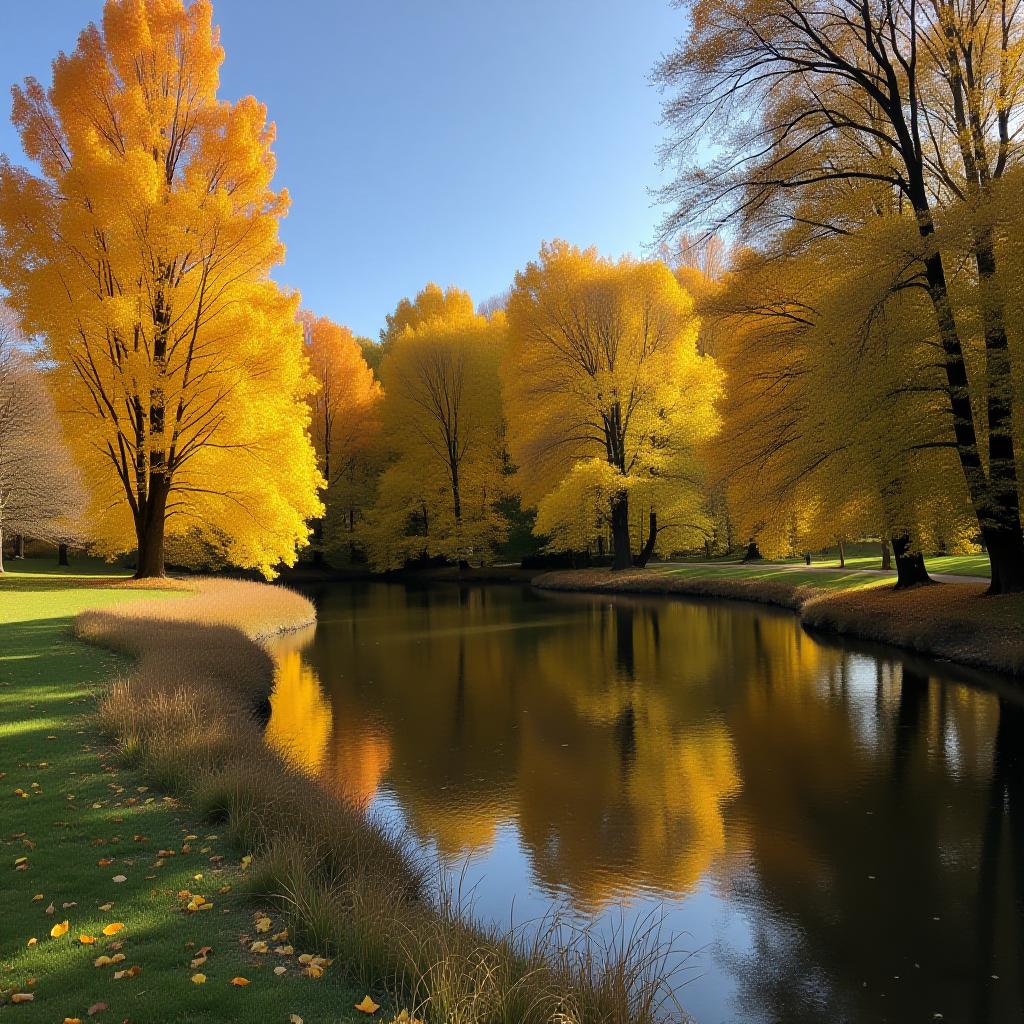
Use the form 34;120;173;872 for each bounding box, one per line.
266;582;1024;1024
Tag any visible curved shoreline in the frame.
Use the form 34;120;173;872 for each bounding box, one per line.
532;569;1024;678
76;576;681;1024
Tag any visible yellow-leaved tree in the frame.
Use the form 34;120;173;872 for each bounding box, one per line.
503;242;721;569
302;313;383;564
360;285;508;569
0;0;321;577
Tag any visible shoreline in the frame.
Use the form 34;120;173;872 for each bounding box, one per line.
76;576;681;1023
532;568;1024;678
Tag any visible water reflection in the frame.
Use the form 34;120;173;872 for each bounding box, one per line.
266;583;1024;1023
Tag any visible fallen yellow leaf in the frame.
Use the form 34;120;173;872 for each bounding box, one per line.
274;966;287;976
230;976;250;986
191;973;207;985
250;940;268;953
306;965;323;979
79;934;97;945
93;955;113;967
64;1018;83;1023
354;995;380;1014
254;916;271;933
10;993;34;1003
289;1016;303;1024
50;920;70;939
101;922;124;936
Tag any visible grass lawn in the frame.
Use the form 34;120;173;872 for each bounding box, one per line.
651;561;897;592
0;559;368;1022
673;542;991;578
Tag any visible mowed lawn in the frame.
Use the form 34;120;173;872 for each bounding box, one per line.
671;543;990;579
0;560;366;1022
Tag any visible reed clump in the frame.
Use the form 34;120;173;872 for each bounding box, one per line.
81;578;684;1024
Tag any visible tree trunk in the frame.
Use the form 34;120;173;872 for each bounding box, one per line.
984;526;1024;595
892;535;932;589
634;509;657;568
0;524;4;574
837;538;846;568
58;543;69;566
13;533;24;559
881;540;892;571
134;476;169;579
741;539;762;562
805;552;811;565
610;494;632;570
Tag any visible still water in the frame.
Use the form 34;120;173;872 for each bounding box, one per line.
266;582;1024;1024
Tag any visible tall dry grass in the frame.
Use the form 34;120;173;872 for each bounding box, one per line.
82;578;686;1023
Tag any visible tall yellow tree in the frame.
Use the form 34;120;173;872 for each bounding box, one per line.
503;242;720;569
361;285;508;569
0;0;321;577
302;313;383;563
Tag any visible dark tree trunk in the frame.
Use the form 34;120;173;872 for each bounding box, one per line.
634;510;657;568
982;524;1024;596
0;525;4;573
837;538;846;568
311;517;324;566
58;543;69;566
891;535;932;589
881;540;892;571
13;533;24;559
805;552;811;565
134;476;169;579
610;494;632;570
741;540;762;562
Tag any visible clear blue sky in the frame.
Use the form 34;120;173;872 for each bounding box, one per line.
0;1;684;340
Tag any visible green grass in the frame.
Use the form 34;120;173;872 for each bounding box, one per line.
651;562;896;592
670;543;990;578
0;560;368;1022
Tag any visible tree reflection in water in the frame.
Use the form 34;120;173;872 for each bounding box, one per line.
266;583;1023;1024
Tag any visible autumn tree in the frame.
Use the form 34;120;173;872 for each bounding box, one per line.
301;313;383;563
656;0;1024;592
503;242;720;569
0;309;85;572
0;0;321;578
360;285;508;569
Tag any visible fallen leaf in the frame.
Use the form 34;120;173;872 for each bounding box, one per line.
50;920;70;938
111;875;127;884
254;915;271;933
98;902;114;912
93;955;113;967
79;934;97;944
26;937;37;947
230;976;250;986
354;995;380;1014
274;944;294;955
10;993;34;1003
31;893;43;901
101;923;124;936
288;1016;303;1024
191;973;207;985
250;940;269;953
306;965;323;979
274;966;287;977
190;955;207;969
86;1002;107;1016
272;929;289;942
63;1018;82;1023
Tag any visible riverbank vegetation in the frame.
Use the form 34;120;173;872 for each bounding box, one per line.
80;573;683;1023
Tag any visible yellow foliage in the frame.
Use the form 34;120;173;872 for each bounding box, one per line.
0;0;322;577
503;241;720;563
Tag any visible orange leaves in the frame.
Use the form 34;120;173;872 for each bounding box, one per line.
229;977;250;987
50;920;70;939
10;992;34;1003
78;934;96;945
101;922;124;936
354;995;380;1014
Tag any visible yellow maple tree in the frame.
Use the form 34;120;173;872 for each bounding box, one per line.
0;0;321;577
503;241;720;568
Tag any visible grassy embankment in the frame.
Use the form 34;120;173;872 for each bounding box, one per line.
534;562;1024;677
0;560;369;1022
3;559;681;1024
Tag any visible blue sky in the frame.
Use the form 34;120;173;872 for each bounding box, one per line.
0;1;684;340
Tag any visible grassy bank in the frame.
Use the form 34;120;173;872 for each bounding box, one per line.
534;565;1024;677
0;563;368;1022
60;572;681;1023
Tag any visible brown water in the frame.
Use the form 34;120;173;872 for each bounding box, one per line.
266;582;1024;1024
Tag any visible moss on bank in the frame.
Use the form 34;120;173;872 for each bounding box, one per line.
533;567;1024;677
